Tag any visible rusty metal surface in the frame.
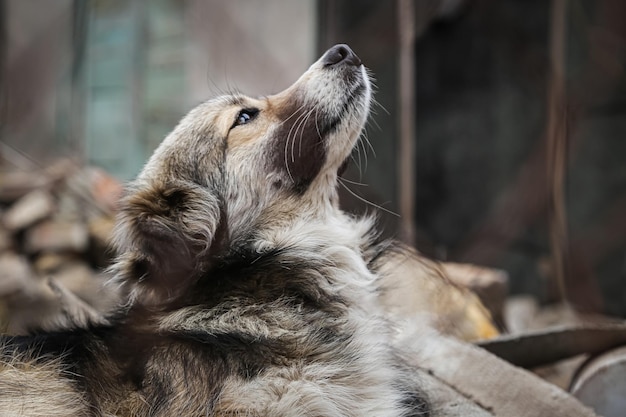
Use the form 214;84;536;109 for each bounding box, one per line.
570;346;626;417
477;323;626;368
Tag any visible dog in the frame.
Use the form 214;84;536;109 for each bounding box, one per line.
0;44;433;416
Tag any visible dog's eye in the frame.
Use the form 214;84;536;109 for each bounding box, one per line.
232;108;259;128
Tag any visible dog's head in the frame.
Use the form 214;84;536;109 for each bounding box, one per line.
111;44;372;303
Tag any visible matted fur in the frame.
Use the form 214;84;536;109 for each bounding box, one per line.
0;45;429;416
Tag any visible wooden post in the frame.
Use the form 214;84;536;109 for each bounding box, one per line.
397;0;416;245
546;0;569;302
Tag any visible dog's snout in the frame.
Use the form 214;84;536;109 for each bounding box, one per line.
322;44;362;67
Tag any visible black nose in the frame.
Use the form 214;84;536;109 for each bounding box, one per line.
322;44;362;67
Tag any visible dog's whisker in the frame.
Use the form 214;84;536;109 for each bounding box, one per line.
278;101;309;127
314;106;323;141
338;178;399;217
284;107;308;178
350;153;363;179
282;103;309;174
363;134;376;162
360;124;377;158
359;135;369;177
339;177;369;186
296;107;316;159
371;96;390;116
284;133;295;182
291;107;313;162
353;138;363;177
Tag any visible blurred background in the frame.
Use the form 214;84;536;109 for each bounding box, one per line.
1;0;626;323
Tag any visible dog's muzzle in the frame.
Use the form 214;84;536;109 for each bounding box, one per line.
270;44;370;193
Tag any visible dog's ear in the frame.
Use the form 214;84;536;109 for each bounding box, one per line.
110;180;227;304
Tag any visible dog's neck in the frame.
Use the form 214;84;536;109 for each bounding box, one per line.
250;210;380;305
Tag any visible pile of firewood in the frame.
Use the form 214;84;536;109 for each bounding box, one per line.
0;160;122;334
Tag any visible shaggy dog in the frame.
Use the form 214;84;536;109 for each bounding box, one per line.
0;44;429;416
